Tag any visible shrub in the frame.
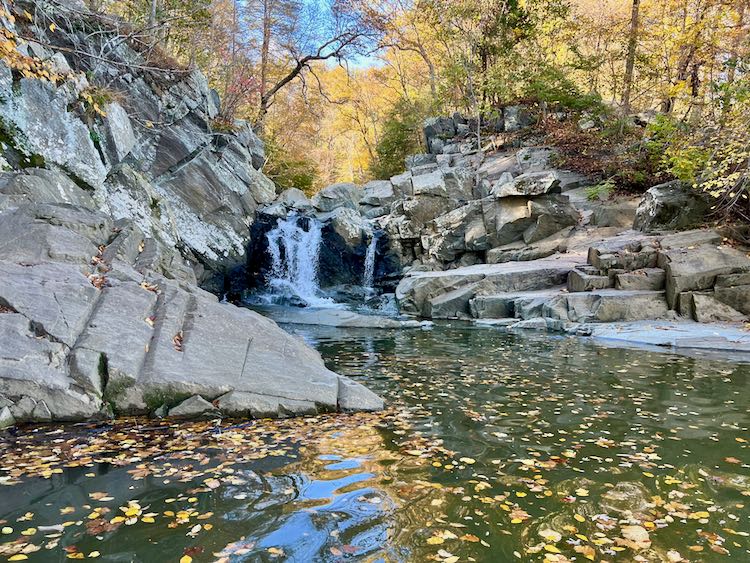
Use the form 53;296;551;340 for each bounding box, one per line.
586;179;615;201
370;98;430;180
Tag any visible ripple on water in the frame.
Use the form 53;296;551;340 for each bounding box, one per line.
1;326;749;562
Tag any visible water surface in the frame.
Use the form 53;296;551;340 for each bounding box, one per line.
2;325;749;562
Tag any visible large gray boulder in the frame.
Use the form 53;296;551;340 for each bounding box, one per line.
312;182;362;212
278;188;313;212
493;171;562;198
361;180;396;207
323;207;370;247
658;245;750;308
633;181;710;232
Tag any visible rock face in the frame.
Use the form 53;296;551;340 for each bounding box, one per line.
0;4;383;424
0;3;271;291
633;181;709;232
0;197;383;423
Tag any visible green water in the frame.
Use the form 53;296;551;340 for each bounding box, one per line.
2;325;750;562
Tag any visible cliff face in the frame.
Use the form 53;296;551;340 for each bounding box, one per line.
0;0;273;291
0;0;383;426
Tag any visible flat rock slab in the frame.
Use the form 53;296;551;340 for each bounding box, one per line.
252;305;427;329
586;321;750;359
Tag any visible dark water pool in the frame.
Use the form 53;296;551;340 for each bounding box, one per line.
2;325;750;562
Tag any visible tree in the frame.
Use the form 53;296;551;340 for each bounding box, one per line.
621;0;640;114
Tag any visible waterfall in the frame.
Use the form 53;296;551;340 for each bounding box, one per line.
363;232;379;295
265;215;331;307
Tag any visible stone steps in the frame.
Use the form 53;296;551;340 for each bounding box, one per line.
396;257;583;318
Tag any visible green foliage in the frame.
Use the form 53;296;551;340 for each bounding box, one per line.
524;66;604;113
663;145;710;183
370;99;429;180
263;136;317;196
585;179;614;201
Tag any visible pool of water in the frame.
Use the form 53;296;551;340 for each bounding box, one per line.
2;325;750;562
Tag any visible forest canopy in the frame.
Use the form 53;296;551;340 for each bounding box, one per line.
90;0;748;217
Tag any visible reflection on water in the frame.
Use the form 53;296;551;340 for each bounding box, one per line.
2;326;750;562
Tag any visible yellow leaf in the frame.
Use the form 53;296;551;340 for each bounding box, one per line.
179;557;192;563
9;555;29;561
49;23;56;32
574;514;586;523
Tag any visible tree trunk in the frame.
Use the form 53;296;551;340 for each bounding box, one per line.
260;0;272;99
621;0;640;115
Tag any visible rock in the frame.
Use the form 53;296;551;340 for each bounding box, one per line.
168;395;219;419
659;245;750;308
615;268;666;291
98;102;136;166
493;171;561;198
0;406;14;429
443;166;474;201
396;258;581;317
311;182;362;212
234;121;266;170
691;293;747;323
504;105;534;131
31;400;52;422
324;207;370;247
361;180;396;207
523;196;579;243
10;396;37;421
470;289;562;319
578;118;597;131
423;116;456;145
411;170;447;197
402;195;452;225
516;147;555;172
478;152;518;185
633;181;710;232
659;228;722;249
590;198;640;228
545;290;670;323
568;270;610;292
405;153;437;170
337;377;385;412
97;165;178;247
487;227;572;264
390;172;413;196
278;188;313;211
0;168;95;207
0;78;107;187
713;285;750;316
601;482;651;516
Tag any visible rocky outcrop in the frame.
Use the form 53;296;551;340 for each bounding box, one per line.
0;3;383;424
0;179;383;423
0;2;270;291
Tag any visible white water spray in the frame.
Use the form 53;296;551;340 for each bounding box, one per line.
265;215;332;307
362;232;379;295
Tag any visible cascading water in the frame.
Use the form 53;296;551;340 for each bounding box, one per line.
264;215;333;307
362;232;379;296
